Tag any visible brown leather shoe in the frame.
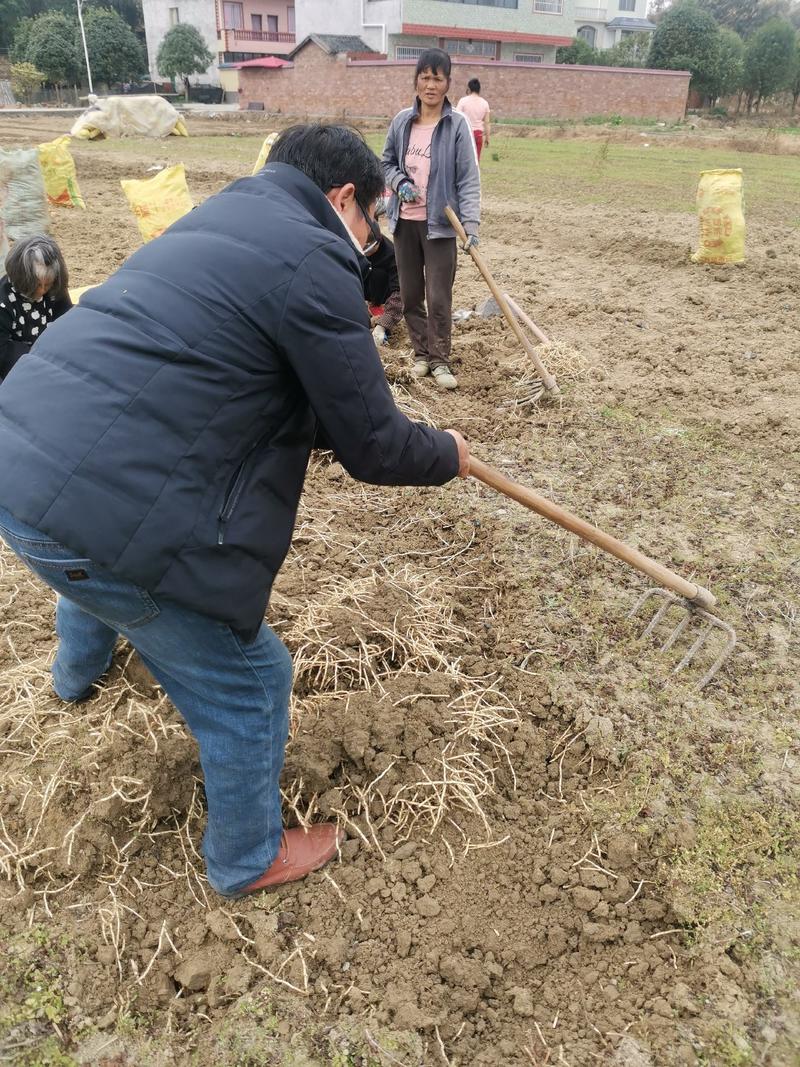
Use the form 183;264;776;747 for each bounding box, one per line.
238;823;344;895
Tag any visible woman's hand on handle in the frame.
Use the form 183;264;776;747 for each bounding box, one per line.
445;429;470;478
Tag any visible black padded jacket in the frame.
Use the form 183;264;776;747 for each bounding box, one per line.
0;163;458;638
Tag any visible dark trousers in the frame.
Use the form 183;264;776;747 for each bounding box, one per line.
394;220;457;370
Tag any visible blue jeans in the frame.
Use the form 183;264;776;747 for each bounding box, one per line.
0;506;291;896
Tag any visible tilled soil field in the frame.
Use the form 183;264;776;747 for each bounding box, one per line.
0;115;798;1067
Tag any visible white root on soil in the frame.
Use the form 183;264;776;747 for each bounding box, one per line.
0;454;524;990
509;343;591;410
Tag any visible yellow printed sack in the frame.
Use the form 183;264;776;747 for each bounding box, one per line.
691;168;745;265
252;132;279;175
38;136;85;209
69;284;99;304
120;163;193;243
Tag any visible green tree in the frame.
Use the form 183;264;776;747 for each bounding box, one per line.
1;0;143;53
0;0;29;49
696;0;792;37
156;23;213;96
712;27;746;98
9;14;35;61
24;10;82;99
600;31;652;67
9;60;45;103
556;37;599;64
647;0;722;97
790;33;800;109
742;17;796;109
81;7;145;85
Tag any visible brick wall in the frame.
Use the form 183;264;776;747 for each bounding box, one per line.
238;46;690;122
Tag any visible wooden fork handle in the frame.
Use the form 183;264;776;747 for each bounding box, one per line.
469;457;716;610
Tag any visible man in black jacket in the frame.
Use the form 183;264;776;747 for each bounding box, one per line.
0;125;469;898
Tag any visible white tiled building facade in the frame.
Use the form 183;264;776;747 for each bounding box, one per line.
295;0;654;63
141;0;655;89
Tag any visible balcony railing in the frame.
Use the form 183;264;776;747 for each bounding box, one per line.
574;6;608;18
228;29;296;42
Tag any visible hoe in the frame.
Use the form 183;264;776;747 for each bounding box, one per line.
469;458;737;689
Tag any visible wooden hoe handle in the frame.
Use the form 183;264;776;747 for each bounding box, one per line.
444;205;559;396
469;457;716;610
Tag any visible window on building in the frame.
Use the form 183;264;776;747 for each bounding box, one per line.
396;46;427;59
431;0;517;6
287;6;295;32
533;0;563;11
577;24;596;45
222;3;244;29
267;14;279;32
514;52;544;62
251;14;262;31
618;0;636;9
168;6;180;25
442;37;498;57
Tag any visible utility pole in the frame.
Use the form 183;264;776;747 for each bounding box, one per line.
76;0;94;94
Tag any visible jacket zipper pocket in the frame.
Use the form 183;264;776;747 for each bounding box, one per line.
217;437;265;545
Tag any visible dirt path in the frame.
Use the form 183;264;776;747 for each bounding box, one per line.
0;116;798;1066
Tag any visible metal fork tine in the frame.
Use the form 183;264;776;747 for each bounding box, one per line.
674;622;714;673
629;587;737;690
660;612;692;653
695;621;737;689
641;597;674;639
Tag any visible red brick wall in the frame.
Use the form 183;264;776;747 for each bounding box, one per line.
239;47;690;123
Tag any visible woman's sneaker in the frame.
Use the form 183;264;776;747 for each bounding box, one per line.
432;365;458;390
411;359;430;378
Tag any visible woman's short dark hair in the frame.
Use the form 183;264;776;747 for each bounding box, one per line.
414;49;451;81
5;235;69;301
268;123;384;207
468;78;481;94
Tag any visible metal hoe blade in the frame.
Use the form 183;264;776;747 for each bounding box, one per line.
628;588;737;690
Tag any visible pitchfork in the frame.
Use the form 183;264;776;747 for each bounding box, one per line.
470;458;736;689
445;205;560;401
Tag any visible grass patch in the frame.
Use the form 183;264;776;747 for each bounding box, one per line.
72;125;800;222
666;794;798;932
493;114;676;128
0;926;76;1067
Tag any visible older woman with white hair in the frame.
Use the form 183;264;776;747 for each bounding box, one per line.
0;235;72;380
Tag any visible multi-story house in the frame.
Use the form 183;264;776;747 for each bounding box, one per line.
294;0;570;64
574;0;654;51
294;0;654;64
142;0;297;86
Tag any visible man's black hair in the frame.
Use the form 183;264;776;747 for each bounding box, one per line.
468;77;481;94
414;48;451;81
268;123;384;206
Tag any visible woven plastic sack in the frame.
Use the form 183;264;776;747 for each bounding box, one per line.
38;136;85;209
0;147;49;241
71;95;187;140
252;132;279;175
69;284;98;304
120;163;193;243
691;168;745;265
